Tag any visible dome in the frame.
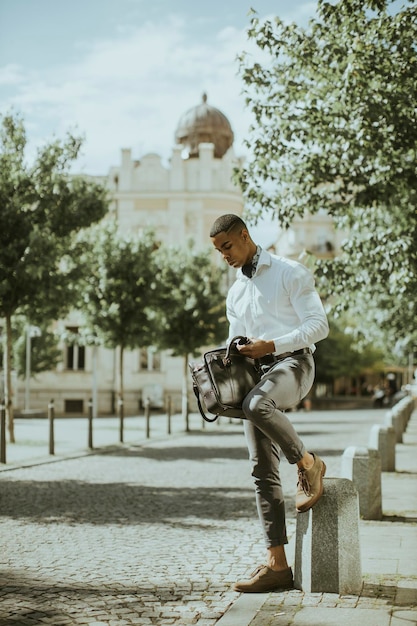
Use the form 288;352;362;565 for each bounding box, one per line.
175;93;234;158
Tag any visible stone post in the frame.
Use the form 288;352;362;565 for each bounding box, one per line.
369;424;396;472
385;409;403;444
341;446;382;520
394;396;415;430
294;478;362;594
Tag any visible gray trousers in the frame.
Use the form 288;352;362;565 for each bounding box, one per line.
242;353;315;548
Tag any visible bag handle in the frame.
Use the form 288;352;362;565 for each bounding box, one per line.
192;384;219;422
225;336;262;373
224;335;250;365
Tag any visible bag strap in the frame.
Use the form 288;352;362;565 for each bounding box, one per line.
192;384;219;423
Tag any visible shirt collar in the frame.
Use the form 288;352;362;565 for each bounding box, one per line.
241;245;262;278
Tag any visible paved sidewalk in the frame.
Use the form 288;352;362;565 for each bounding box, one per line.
0;412;206;469
0;406;415;625
218;408;417;626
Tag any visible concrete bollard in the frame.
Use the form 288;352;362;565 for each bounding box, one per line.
294;478;362;594
369;424;396;472
385;409;403;444
341;446;382;520
389;395;415;436
396;395;415;428
407;396;416;421
392;404;407;437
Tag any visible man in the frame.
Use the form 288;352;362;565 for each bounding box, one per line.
210;214;329;593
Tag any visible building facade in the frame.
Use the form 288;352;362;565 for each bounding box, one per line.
17;94;342;416
21;95;247;416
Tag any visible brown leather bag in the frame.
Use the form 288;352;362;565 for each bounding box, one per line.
189;336;261;422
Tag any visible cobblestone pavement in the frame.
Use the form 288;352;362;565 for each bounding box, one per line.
0;424;267;626
0;409;391;625
247;575;417;626
218;408;417;626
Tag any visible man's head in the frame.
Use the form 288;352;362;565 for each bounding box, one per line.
210;214;257;268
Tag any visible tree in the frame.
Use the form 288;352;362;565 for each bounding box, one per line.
153;242;227;428
78;221;160;438
236;0;417;355
314;318;385;394
12;319;61;379
0;112;108;441
1;318;61;412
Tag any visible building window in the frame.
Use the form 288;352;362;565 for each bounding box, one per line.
313;235;334;254
65;326;85;371
139;347;161;371
65;399;84;413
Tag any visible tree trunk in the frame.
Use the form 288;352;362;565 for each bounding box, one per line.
182;354;189;432
4;314;15;443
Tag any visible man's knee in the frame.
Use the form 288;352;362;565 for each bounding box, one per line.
243;393;277;423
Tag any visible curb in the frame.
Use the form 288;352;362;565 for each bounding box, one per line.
216;594;266;626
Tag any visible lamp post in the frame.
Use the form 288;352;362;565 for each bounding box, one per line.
92;344;98;418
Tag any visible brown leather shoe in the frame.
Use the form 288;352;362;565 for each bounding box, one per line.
296;453;326;513
233;565;294;593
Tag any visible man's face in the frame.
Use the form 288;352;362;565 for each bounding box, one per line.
211;228;252;268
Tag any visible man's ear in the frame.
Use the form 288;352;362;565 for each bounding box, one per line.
241;228;249;243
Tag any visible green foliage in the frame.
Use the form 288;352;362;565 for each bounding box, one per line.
78;221;160;351
0;112;109;321
237;0;417;353
314;318;385;386
11;320;62;379
0;111;109;434
152;242;227;357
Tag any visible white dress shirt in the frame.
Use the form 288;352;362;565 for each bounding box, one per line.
226;249;329;354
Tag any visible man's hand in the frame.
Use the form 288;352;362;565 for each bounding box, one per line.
236;338;275;359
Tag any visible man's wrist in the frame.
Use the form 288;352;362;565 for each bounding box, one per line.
267;340;276;354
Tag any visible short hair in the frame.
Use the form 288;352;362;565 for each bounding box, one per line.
209;214;247;237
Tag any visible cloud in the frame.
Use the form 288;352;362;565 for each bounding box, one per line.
0;64;26;86
1;15;255;174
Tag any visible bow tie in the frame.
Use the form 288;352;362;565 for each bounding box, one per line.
242;263;255;278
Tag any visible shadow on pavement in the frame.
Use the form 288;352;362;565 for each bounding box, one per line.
362;580;417;606
100;444;345;462
0;571;232;626
104;444;250;461
0;480;273;525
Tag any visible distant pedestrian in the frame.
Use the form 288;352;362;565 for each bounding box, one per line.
210;214;329;593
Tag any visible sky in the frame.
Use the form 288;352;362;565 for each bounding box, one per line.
0;0;318;177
